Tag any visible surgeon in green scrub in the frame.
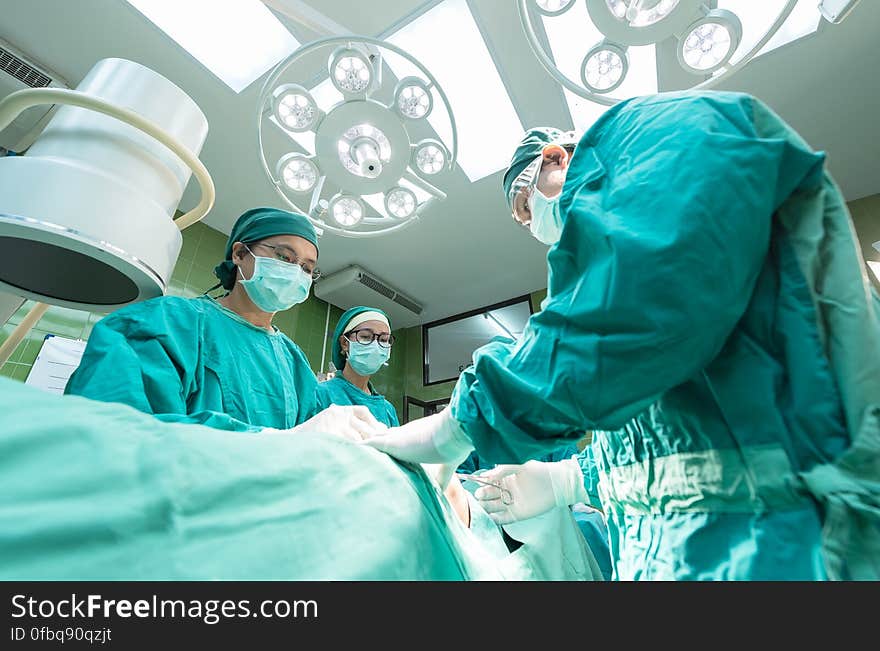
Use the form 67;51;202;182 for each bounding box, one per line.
67;207;382;440
367;91;880;580
316;306;399;427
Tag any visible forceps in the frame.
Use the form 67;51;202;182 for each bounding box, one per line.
456;473;514;505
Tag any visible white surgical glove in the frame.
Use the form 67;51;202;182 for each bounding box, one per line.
474;458;587;525
262;405;386;442
421;462;459;491
362;408;473;466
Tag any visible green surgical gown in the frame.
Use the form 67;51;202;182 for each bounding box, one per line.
450;91;880;580
315;375;399;427
66;295;319;432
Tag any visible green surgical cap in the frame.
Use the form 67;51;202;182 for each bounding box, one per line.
213;207;319;290
332;306;391;371
501;127;580;207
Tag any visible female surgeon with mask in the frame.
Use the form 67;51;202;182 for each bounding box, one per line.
67;207;382;441
317;306;475;526
316;306;399;428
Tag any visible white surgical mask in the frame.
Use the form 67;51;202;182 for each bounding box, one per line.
527;189;564;245
238;247;312;313
346;340;391;376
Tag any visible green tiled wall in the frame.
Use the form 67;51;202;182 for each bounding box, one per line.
0;222;344;384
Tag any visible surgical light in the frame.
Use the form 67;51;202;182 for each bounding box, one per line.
581;43;628;93
0;58;213;312
678;9;742;73
272;84;321;132
277;153;318;193
329;194;365;227
0;58;214;368
336;123;391;179
606;0;681;27
518;0;836;108
258;35;457;238
413;139;448;175
384;186;418;219
329;47;373;95
394;77;433;120
535;0;574;16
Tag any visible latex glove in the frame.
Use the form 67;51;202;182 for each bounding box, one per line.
421;462;459;491
262;405;386;442
362;408;473;465
474;458;587;525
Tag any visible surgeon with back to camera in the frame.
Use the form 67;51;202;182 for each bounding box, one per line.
366;91;880;580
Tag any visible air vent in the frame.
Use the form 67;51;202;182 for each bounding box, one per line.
0;39;68;151
314;265;424;327
358;271;396;300
393;293;423;315
0;46;51;88
358;271;423;314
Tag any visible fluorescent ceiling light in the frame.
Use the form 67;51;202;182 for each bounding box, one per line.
757;0;822;56
386;0;524;182
717;0;819;66
868;261;880;283
126;0;299;93
717;0;786;65
541;4;656;132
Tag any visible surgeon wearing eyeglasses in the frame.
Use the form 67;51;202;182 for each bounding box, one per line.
314;306;474;526
366;92;880;580
316;306;399;428
67;207;383;442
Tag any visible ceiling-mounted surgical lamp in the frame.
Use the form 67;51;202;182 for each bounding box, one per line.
517;0;815;106
677;8;742;74
0;58;214;311
257;35;458;238
581;41;629;93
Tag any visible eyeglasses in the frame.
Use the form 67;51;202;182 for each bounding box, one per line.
249;242;321;280
344;328;395;348
508;144;575;225
508;154;543;221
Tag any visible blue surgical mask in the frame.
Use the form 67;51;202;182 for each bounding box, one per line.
346;340;390;376
238;247;312;313
527;188;563;245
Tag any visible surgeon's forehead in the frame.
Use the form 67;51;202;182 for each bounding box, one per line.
262;234;318;263
354;319;391;334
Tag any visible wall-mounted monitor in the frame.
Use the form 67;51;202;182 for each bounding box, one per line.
422;295;533;386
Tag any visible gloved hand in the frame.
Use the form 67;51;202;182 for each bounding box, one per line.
421;462;459;491
262;405;386;442
362;408;473;465
474;458;587;525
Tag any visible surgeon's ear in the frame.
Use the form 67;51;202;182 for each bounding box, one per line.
339;335;349;357
232;242;248;263
543;144;570;169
